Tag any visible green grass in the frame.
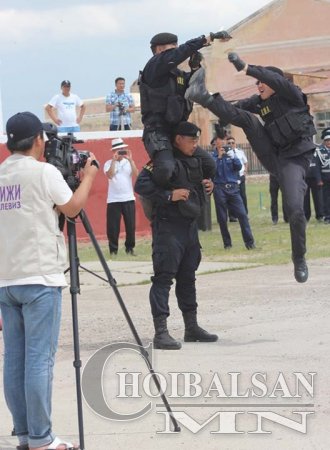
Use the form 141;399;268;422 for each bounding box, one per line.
77;180;330;266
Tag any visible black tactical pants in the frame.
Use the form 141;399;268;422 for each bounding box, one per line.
142;127;175;186
209;95;311;260
149;217;201;318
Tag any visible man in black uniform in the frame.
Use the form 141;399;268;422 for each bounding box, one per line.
135;122;218;350
139;30;231;185
304;149;324;221
185;59;316;283
318;128;330;223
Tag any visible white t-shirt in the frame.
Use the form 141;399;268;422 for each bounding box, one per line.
48;93;83;127
104;159;135;203
0;162;73;288
228;147;248;177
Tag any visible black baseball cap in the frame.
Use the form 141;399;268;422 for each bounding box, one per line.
175;121;201;138
150;32;178;47
6;112;52;147
61;80;71;87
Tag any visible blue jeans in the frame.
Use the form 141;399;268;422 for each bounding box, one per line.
0;285;62;448
57;125;80;133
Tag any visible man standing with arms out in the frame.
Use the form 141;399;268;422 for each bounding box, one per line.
212;133;255;250
135;122;218;350
45;80;86;133
139;30;231;185
185;59;316;283
0;112;98;450
104;138;138;256
105;77;135;130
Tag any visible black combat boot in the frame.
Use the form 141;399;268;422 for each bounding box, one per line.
293;256;308;283
153;315;182;350
184;68;215;107
183;311;218;342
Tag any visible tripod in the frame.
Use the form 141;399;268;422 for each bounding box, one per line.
66;209;180;449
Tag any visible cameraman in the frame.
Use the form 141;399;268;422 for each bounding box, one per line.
105;77;135;130
212;133;255;250
0;112;97;450
104;138;138;255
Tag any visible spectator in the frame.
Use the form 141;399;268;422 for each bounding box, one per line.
0;111;97;450
226;135;248;214
105;77;135;130
269;173;288;224
212;134;255;250
104;138;138;255
45;80;86;132
304;149;324;222
318;128;330;223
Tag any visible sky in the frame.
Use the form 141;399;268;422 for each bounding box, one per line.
0;0;274;129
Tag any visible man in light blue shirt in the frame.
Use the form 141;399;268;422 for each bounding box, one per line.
105;77;135;130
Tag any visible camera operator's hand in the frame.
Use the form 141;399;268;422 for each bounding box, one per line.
202;179;214;195
83;153;99;175
228;52;247;72
171;189;190;202
58;153;98;218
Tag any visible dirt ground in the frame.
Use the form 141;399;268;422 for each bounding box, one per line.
0;258;330;450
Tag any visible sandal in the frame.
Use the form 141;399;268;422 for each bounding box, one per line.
46;437;79;449
30;437;80;450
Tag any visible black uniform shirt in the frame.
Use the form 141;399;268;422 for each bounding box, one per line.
236;65;315;157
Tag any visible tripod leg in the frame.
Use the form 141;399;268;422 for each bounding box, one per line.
66;218;86;449
79;209;181;432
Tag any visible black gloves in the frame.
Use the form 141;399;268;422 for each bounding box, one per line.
189;51;203;71
210;31;232;42
228;52;246;72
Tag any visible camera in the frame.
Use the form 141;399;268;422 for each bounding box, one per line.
44;126;98;190
222;145;233;153
117;150;127;156
117;101;126;115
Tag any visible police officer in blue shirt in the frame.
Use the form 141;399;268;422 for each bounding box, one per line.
212;132;255;250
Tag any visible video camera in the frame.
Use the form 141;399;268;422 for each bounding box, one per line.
44;125;99;190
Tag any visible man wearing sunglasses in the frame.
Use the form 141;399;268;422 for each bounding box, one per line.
185;56;316;283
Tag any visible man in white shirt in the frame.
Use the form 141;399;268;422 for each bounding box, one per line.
45;80;86;133
0;111;97;450
226;135;249;215
104;138;138;255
